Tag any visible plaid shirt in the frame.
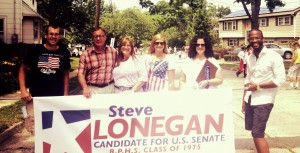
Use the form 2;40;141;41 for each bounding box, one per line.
78;46;116;85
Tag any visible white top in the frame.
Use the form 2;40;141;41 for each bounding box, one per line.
113;56;148;92
144;54;175;92
245;47;286;105
181;57;221;90
238;50;249;64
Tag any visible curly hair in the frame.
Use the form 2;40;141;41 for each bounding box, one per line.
188;35;214;58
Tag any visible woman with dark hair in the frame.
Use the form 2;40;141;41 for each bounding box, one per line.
113;37;148;93
144;34;175;92
180;35;223;89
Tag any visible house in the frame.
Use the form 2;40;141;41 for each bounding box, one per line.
0;0;46;44
218;5;300;49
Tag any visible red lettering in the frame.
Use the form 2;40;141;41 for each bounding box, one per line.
204;114;224;133
165;116;183;135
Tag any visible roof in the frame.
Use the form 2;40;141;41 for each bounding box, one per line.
22;1;47;22
220;4;300;21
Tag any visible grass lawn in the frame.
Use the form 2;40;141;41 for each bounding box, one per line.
69;57;80;94
70;57;79;72
0;100;25;133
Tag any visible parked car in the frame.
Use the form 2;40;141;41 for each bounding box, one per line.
264;43;292;59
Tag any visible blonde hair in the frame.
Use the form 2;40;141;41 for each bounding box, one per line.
148;34;168;54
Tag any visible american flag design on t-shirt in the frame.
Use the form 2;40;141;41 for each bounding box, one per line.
147;60;169;91
38;56;60;69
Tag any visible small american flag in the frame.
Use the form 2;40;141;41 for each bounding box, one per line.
38;56;60;69
147;60;169;91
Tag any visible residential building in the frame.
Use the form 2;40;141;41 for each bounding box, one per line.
219;5;300;49
0;0;46;44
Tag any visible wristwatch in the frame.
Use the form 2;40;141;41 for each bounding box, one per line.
256;83;261;90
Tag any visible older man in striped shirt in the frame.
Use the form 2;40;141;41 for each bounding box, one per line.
78;27;117;98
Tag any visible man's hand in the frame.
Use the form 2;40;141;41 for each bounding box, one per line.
244;83;257;91
21;90;32;102
82;87;92;98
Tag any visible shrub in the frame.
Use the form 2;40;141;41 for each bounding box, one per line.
0;56;21;95
213;53;219;60
224;55;231;61
0;72;19;95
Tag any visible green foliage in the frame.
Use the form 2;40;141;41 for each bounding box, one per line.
0;72;19;96
0;100;25;133
0;56;21;96
100;8;156;47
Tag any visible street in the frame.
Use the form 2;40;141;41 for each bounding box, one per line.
0;57;300;153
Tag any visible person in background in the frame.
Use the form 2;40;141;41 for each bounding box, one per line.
144;34;175;92
237;45;252;78
237;46;246;77
287;42;300;89
242;29;286;153
180;35;223;90
77;27;117;98
113;37;147;93
18;24;70;133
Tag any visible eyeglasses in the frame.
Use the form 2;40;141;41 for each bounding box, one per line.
196;43;205;47
154;42;165;45
48;33;60;37
93;35;106;39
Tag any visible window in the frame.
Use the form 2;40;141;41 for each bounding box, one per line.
277;16;291;26
264;40;274;43
0;19;4;43
259;18;268;27
229;39;238;46
223;21;237;30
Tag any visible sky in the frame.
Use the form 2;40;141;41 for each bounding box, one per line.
104;0;299;12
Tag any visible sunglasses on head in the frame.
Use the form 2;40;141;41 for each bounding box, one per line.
196;43;205;47
154;42;165;45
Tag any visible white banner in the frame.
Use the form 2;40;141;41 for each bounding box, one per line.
34;89;235;153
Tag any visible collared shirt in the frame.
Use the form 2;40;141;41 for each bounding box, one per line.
245;47;286;105
78;46;116;85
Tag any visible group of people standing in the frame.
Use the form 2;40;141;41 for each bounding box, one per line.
76;27;224;97
18;25;224;113
18;24;288;153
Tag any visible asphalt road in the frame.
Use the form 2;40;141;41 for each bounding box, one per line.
1;58;300;153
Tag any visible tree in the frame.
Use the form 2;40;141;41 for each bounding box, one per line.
216;5;231;18
235;0;285;29
100;8;156;47
95;0;101;28
37;0;106;45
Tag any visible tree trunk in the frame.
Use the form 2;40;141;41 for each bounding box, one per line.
251;0;261;29
94;0;101;28
49;0;56;25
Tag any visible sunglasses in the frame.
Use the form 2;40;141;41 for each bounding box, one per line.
154;42;165;45
196;43;205;47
